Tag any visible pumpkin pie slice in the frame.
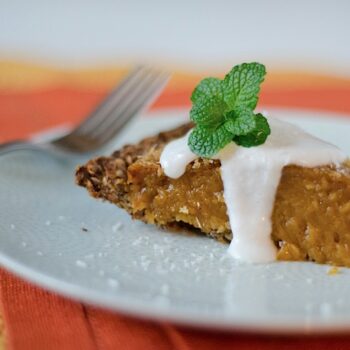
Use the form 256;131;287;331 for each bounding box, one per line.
76;122;350;267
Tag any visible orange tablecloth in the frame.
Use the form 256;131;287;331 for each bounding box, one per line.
1;61;350;350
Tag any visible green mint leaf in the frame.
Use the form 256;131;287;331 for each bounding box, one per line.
188;124;232;158
190;95;226;128
188;62;270;157
224;109;256;135
223;62;266;111
191;77;223;103
233;114;270;147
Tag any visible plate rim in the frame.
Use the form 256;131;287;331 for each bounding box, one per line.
3;250;350;335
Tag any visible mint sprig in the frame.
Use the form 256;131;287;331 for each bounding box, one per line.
188;62;270;158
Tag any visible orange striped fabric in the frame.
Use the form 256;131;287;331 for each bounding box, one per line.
1;60;350;142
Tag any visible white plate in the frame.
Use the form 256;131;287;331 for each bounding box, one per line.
1;108;350;334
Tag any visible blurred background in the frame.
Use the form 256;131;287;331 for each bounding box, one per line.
1;0;350;141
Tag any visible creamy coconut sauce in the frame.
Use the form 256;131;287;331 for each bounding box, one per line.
160;117;347;263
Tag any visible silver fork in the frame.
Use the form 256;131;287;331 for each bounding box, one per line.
0;66;169;155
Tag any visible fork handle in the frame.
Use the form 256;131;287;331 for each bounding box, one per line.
0;140;42;155
0;140;80;159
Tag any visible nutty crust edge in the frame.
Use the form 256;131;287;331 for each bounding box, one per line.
75;122;193;213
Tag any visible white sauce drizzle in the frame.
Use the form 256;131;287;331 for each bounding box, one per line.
160;117;347;263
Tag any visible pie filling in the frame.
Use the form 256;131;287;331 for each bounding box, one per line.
160;117;346;263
